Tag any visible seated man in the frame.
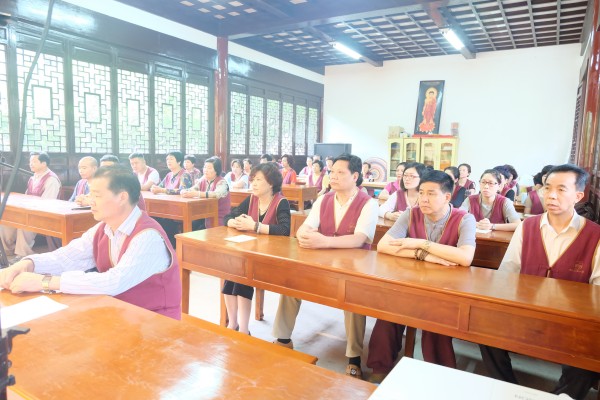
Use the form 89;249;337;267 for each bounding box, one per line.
100;154;120;167
0;166;181;319
70;156;98;205
367;170;476;382
129;152;159;191
479;164;600;399
0;152;61;260
272;153;378;379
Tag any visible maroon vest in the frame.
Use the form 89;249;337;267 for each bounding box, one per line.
282;169;296;184
142;166;157;185
308;171;324;192
528;190;544;215
92;212;182;319
27;170;60;196
460;179;475;190
137;195;146;212
248;193;285;226
408;206;465;246
394;190;409;212
319;190;372;250
198;176;231;228
164;169;184;190
521;214;600;282
468;194;507;223
74;179;88;196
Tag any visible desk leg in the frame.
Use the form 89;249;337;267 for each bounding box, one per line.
182;269;190;314
255;289;265;321
183;219;192;233
297;198;304;211
219;279;227;326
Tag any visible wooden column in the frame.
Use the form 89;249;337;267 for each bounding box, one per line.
578;0;600;170
214;37;228;165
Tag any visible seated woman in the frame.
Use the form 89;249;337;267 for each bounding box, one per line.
224;158;249;189
308;160;326;194
494;165;516;202
281;154;297;184
223;162;291;334
524;165;554;215
457;163;476;196
444;166;467;208
503;164;519;195
242;158;253;176
183;154;202;184
379;162;426;221
182;156;231;229
150;150;193;195
378;162;406;201
362;162;373;182
298;156;313;176
460;169;521;232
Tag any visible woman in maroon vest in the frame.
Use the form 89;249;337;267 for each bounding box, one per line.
444;166;467;208
308;159;326;194
378;162;406;200
379;162;426;221
524;165;554;215
460;169;521;232
494;165;516;202
281;154;297;184
457;163;476;195
182;156;231;229
223;162;291;334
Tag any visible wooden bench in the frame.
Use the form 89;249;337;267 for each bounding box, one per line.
181;313;318;365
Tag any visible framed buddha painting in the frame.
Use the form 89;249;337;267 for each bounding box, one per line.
414;80;445;134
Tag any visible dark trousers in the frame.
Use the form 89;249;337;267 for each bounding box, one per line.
479;345;599;400
153;217;180;248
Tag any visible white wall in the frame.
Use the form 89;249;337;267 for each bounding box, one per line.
323;44;582;186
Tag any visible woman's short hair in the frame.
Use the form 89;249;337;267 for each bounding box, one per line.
444;166;459;181
282;154;294;168
313;160;323;171
205;156;222;175
251;162;283;194
184;154;197;164
230;158;241;168
167;151;184;166
400;162;427;191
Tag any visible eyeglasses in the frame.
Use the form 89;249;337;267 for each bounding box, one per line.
480;180;498;187
403;174;420;180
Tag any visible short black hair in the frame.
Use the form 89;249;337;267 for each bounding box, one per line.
184;154;197;164
205;156;222;175
458;163;471;174
541;164;554;175
93;165;141;206
100;154;119;164
30;151;50;166
313;160;324;171
493;165;510;180
250;162;283;194
243;158;253;166
419;170;454;194
396;162;406;170
167;151;184;166
546;164;589;191
325;156;334;161
333;153;363;187
401;162;427;191
480;169;502;184
230;158;241;168
504;164;518;180
260;154;273;161
444;166;459;180
128;152;145;161
282;154;294;168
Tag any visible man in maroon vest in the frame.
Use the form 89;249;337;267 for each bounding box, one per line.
367;170;476;382
0;152;61;260
129;152;159;191
272;154;379;379
479;164;600;399
0;166;181;320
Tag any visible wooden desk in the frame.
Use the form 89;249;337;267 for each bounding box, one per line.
0;193;96;244
231;185;318;211
4;292;375;399
514;203;525;213
361;181;387;190
177;227;600;373
290;212;512;269
141;191;218;232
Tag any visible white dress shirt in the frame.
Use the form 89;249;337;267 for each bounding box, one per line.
27;207;171;295
500;211;600;285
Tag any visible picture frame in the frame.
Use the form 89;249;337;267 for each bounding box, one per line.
414;80;445;134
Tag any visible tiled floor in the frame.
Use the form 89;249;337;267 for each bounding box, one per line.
188;272;598;399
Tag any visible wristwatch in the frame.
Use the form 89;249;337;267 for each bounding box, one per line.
41;274;54;294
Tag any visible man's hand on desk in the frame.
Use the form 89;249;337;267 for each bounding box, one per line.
150;185;166;194
0;259;35;289
297;227;330;249
9;272;45;293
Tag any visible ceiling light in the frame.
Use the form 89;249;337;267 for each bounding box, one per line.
440;28;465;50
331;42;362;60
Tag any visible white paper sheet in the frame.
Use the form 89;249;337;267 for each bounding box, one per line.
1;296;68;328
224;235;257;243
476;228;492;234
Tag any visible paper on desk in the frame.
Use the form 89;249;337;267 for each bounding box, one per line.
476;228;492;234
369;357;561;400
224;235;257;243
1;296;68;328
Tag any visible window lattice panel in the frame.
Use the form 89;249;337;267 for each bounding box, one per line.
186;82;209;154
155;76;181;154
72;59;112;153
281;102;293;155
16;48;66;152
118;69;149;154
249;95;264;155
307;107;318;156
0;45;9;151
230;91;247;154
294;104;306;155
265;99;280;155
